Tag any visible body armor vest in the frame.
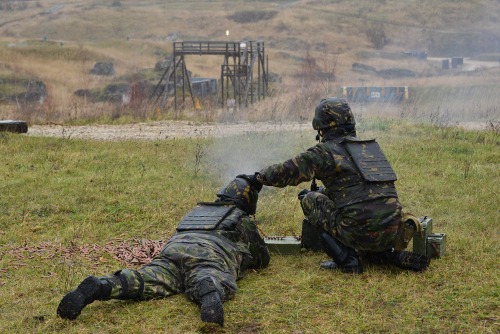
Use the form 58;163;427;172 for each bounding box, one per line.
321;137;398;208
176;202;245;242
343;137;397;182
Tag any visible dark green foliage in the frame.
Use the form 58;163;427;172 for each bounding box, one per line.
228;10;278;23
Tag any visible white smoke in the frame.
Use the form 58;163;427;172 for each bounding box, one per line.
206;124;314;183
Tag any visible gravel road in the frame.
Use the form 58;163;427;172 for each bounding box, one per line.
24;120;493;141
26;121;309;141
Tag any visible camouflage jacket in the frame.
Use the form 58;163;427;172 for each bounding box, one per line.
259;135;398;208
170;203;270;270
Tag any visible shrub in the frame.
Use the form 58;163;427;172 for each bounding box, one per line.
228;10;278;23
365;23;388;50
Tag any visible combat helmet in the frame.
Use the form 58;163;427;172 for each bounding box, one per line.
217;176;259;215
312;97;356;131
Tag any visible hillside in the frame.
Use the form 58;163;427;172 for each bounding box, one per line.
0;0;499;124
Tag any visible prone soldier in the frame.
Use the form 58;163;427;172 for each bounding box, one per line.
57;175;269;326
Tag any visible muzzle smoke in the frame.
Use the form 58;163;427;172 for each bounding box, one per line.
206;124;313;184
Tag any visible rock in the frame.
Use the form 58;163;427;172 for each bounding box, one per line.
352;62;377;74
377;68;416;78
0;79;47;104
154;58;172;72
90;62;115;76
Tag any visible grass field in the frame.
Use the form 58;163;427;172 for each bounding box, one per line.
1;2;499;332
0;120;498;333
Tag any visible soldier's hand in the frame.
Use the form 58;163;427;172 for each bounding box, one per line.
236;173;263;192
298;188;310;200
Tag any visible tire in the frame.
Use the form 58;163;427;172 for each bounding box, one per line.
0;120;28;133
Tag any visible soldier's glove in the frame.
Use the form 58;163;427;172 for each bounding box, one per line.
236;173;263;192
298;188;310;201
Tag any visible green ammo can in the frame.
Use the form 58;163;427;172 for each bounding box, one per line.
264;236;302;255
413;216;432;256
427;233;446;258
413;216;446;258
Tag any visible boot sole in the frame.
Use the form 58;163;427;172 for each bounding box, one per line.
200;291;224;326
57;276;101;320
399;252;430;272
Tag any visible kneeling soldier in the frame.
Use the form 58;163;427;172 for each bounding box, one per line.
256;98;429;273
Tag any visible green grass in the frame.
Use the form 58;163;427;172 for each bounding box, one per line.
409;84;500;123
0;122;499;333
0;40;102;62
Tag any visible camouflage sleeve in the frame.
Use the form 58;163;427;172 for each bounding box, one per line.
237;217;270;269
259;145;328;187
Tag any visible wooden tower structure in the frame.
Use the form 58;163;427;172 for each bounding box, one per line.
151;40;268;110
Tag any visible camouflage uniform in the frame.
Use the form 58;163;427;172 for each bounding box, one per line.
258;98;428;273
57;176;269;324
98;204;269;303
260;133;401;252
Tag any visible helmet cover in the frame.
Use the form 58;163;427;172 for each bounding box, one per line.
312;97;356;130
217;176;259;215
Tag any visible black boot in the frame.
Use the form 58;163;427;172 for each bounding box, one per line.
320;232;363;274
384;249;430;272
301;218;324;252
198;278;224;326
319;260;339;270
57;276;111;320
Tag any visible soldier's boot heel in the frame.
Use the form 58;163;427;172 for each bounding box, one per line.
57;276;110;320
391;250;430;272
320;260;339;270
341;251;364;274
321;232;363;274
198;278;224;326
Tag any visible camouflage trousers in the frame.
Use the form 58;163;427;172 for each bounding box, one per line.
301;192;402;252
99;233;242;304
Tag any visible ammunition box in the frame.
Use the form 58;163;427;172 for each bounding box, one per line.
412;216;446;259
427;233;446;258
264;236;302;255
413;216;433;257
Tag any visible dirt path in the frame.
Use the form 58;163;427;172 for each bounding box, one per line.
26;121;309;141
25;120;493;141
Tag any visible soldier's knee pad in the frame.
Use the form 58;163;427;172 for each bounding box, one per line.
114;269;145;300
301;218;324;251
300;192;317;215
